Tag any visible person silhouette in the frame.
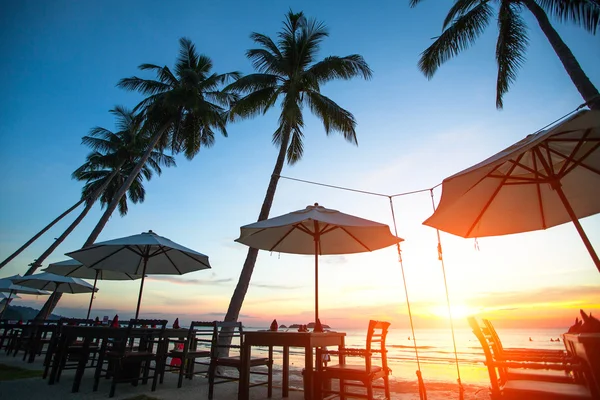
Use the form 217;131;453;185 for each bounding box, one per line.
529;337;533;341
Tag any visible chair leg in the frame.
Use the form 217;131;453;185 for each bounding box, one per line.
383;375;390;399
178;359;185;388
268;361;273;398
109;361;120;398
208;362;216;400
340;378;346;400
366;381;374;400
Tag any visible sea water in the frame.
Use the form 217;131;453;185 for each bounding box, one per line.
243;327;568;388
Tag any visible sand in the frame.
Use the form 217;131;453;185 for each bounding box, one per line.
0;352;489;400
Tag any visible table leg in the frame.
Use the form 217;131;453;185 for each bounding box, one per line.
238;342;250;400
72;340;90;393
304;346;313;400
283;346;289;397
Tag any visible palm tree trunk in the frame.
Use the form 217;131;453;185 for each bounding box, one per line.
224;129;291;324
0;199;85;271
84;126;168;246
32;167;122;320
523;0;600;110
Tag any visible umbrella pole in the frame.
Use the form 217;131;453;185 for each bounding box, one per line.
86;271;99;319
553;183;600;273
314;237;319;325
135;258;149;319
0;289;14;319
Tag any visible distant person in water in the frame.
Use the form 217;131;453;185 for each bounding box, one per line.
529;337;533;341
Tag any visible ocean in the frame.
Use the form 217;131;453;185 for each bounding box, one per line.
242;327;568;388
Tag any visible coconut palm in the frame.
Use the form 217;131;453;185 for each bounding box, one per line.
83;38;240;246
411;0;600;109
30;107;175;318
222;10;372;325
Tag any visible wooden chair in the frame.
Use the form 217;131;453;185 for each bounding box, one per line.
468;317;594;399
316;320;391;400
93;318;167;398
44;318;97;381
208;321;273;400
482;319;569;363
162;320;213;388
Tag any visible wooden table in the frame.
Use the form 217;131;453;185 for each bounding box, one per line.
563;333;600;396
240;331;346;400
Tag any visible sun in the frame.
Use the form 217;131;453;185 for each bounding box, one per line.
429;304;476;320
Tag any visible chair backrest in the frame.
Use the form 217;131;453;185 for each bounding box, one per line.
212;321;243;359
467;317;501;395
187;321;217;353
122;319;168;353
365;320;390;372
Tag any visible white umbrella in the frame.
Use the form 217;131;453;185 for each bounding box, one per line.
235;203;403;323
423;109;600;272
12;273;97;319
43;259;142;319
65;230;211;318
0;275;50;318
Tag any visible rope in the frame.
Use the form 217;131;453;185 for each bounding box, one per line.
388;196;427;400
430;189;464;400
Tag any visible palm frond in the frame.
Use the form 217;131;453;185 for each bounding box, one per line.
443;0;488;29
247;48;284;74
409;0;427;7
419;2;493;78
139;64;179;85
537;0;600;34
117;77;170;95
305;91;357;143
228;87;280;121
297;17;329;69
250;32;283;59
306;55;373;85
496;1;529;109
286;127;305;164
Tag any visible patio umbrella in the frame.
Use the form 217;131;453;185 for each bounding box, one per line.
43;259;142;319
235;203;403;324
65;230;211;318
12;272;97;319
423;109;600;272
0;275;50;318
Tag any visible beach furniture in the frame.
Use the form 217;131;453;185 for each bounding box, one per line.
208;321;273;399
482;319;570;364
161;320;213;388
315;320;391;400
66;230;211;318
93;318;167;397
563;332;600;397
423;109;600;273
235;203;402;325
468;317;595;399
43;318;97;381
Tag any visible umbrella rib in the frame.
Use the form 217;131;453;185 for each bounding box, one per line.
466;153;526;237
81;246;129;269
339;227;374;252
161;247;183;275
269;225;305;252
555;128;591;177
532;153;547;230
175;248;211;269
551;140;600;177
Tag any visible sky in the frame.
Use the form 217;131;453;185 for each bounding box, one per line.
0;0;599;331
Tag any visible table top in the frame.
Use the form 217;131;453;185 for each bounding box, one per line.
563;333;600;344
244;330;346;347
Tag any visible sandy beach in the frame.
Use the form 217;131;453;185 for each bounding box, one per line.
0;351;489;400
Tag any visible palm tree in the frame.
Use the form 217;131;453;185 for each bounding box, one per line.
83;38;240;247
31;106;175;318
410;0;600;109
222;10;372;325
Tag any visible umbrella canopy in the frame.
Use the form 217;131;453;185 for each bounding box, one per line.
236;203;403;323
44;259;142;280
65;230;211;318
43;259;143;319
12;273;97;294
0;275;49;318
423;109;600;272
0;275;50;295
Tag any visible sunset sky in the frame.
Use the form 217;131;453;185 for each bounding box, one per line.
1;0;598;330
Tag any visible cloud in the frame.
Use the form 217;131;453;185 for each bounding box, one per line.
147;275;233;285
251;283;303;290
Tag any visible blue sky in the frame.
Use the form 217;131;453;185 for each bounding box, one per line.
1;0;598;328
